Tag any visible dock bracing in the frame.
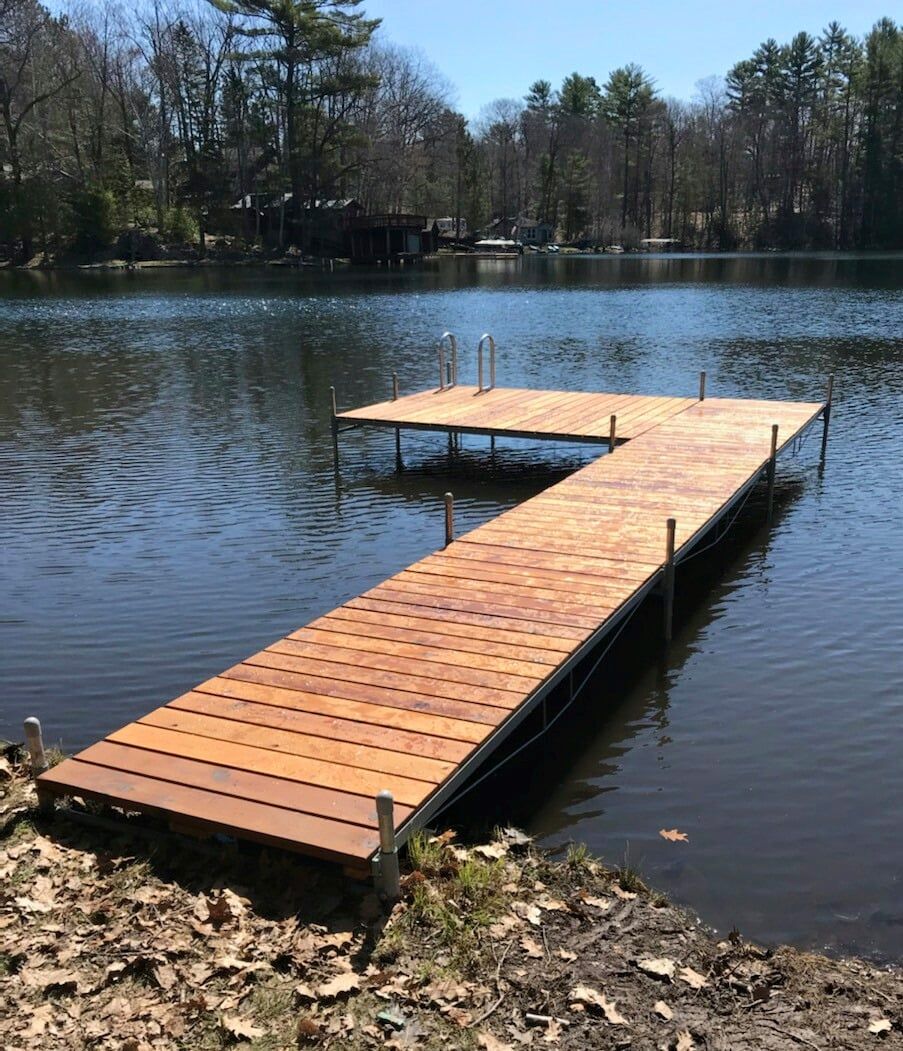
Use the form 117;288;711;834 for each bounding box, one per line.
32;339;832;893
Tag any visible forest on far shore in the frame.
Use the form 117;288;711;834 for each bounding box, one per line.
1;0;901;263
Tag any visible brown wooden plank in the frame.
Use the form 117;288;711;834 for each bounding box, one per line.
344;597;583;651
72;740;407;828
312;610;562;667
193;676;488;745
221;662;508;726
142;707;455;783
171;690;472;761
38;758;379;864
109;723;435;806
290;625;552;679
242;648;525;709
269;637;543;692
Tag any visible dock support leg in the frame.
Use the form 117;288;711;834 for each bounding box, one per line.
373;791;401;902
766;424;779;523
24;717;54;813
663;518;676;644
820;373;834;461
444;492;454;548
699;371;706;401
609;414;617;454
329;386;339;464
395;428;402;472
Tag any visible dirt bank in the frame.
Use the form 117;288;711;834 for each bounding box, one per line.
1;749;900;1049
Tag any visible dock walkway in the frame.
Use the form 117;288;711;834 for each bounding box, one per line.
38;385;827;872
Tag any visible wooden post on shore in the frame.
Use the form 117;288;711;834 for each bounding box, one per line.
820;373;834;460
444;492;454;547
392;373;399;401
767;424;779;522
609;414;617;453
663;518;676;643
699;371;706;401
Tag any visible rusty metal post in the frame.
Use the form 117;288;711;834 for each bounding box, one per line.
609;414;617;453
699;371;706;401
392;372;399;401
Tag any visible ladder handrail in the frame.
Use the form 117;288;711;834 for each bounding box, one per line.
439;332;458;386
477;333;496;392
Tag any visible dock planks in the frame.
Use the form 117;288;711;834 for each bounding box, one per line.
39;388;825;868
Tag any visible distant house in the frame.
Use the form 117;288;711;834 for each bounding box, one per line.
511;216;555;246
228;194;362;251
485;215;554;245
434;216;468;237
347;214;430;263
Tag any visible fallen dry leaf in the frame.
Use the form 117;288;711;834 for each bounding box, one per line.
676;1030;695;1050
557;948;577;961
679;965;707;990
514;902;542;927
638;957;676;980
477;1032;514;1050
654;999;673;1020
543;1018;562;1043
520;935;544;958
612;885;637;901
316;971;361;999
581;895;611;911
868;1018;891;1034
221;1015;265;1040
659;828;689;843
474;843;506;860
570;986;628;1024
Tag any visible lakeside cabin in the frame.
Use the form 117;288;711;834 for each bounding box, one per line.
346;214;437;264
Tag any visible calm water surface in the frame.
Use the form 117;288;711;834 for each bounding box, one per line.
1;255;901;960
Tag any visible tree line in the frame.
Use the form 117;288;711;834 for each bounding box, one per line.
1;0;900;262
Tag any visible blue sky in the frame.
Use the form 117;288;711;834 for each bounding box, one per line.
364;0;894;117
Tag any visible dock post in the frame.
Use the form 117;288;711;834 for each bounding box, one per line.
767;424;779;523
699;371;706;401
24;718;54;813
444;492;454;547
392;373;399;401
374;791;401;901
820;373;834;460
609;414;617;454
329;386;339;463
663;518;676;643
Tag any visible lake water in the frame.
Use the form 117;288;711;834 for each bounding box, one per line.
2;254;901;961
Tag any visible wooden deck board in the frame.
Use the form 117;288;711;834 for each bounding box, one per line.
40;385;825;867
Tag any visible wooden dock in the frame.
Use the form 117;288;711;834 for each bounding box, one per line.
37;379;829;876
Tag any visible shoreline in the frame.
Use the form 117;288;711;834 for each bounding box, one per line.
1;750;900;1048
2;248;902;275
